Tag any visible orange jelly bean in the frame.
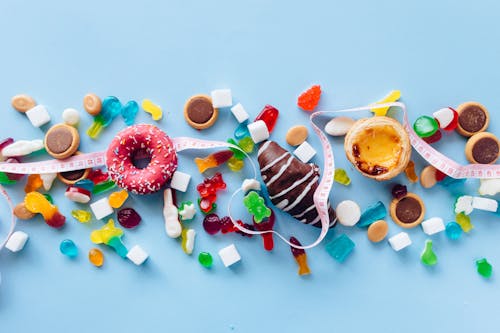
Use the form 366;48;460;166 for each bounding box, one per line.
89;248;104;267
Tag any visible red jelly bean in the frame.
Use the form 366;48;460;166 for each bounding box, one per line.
255;105;279;133
423;129;442;144
203;213;221;235
117;207;142;228
253;210;275;251
297;85;321;112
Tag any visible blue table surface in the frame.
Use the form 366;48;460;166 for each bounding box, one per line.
1;1;500;332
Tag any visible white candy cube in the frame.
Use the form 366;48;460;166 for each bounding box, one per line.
5;231;29;252
388;232;412;251
211;89;232;108
242;179;261;193
432;107;454;129
170;171;191;192
472;196;498;212
294;141;316;163
218;244;241;267
454;195;473;215
230;103;249;123
421;217;445;235
126;245;149;265
479;178;500;196
90;198;114;220
248;120;270;144
26;105;51;127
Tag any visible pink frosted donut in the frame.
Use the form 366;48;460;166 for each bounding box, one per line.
106;124;177;194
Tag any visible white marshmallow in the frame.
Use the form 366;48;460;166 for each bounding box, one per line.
211;89;232;108
248;120;270;144
90;198;114;220
126;245;149;265
2;139;44;157
479;178;500;196
62;108;80;126
432;107;454;129
335;200;361;226
5;231;29;252
40;173;57;191
294;141;316;163
163;188;182;238
242;179;261;193
26;105;51;127
218;244;241;267
170;171;191;192
230;103;249;123
421;217;445;235
454;195;473;215
325;116;356;136
388;232;412;251
472;196;498;212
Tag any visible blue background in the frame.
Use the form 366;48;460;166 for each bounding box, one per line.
1;0;500;332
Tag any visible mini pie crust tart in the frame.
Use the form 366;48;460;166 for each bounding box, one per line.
344;116;411;181
390;192;426;228
183;94;219;130
456;101;490;137
465;132;500;164
57;152;91;185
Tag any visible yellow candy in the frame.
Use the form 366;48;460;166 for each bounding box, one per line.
456;212;473;233
370;90;401;116
90;219;123;244
227;156;244;172
142;99;163;121
109;190;129;209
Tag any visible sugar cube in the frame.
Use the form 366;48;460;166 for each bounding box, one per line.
90;197;114;220
211;89;232;108
388;232;412;251
26;105;51;127
230;103;249;123
421;217;445;235
248;120;269;144
218;244;241;267
5;231;29;252
472;196;498;212
170;171;191;192
126;245;149;265
294;141;316;163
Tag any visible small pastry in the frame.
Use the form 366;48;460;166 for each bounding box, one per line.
390;192;425;228
44;124;80;159
465;132;500;164
57;152;91;185
344;116;411;181
184;95;219;130
456;101;489;137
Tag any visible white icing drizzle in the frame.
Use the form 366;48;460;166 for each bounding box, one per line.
261;152;290;172
283;176;319;212
293;204;316;219
270;167;315;200
257;141;271;156
276;199;288;209
307;215;321;225
265;155;294;187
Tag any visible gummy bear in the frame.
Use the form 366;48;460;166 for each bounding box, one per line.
197;172;226;212
89;248;104;267
227;138;246;160
142;99;163;121
334;168;351;186
255;105;279;133
420;239;437;266
88;169;109;185
476;258;493;278
413;116;439;138
71;209;92;223
90;219;128;257
253;209;275;251
370;90;401;116
198;252;213;268
227;156;244;172
456;212;473;232
238;137;254;154
297;85;321;112
109;190;129;209
445;221;462;240
290;237;311;276
121;100;139;126
234;122;250;140
243;191;271;223
194;150;234;173
404;160;418;183
24;191;66;228
24;174;43;193
60;239;78;258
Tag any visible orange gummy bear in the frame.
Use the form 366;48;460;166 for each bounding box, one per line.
297;85;321;112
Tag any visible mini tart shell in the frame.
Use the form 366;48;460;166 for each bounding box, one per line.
57;152;91;185
344;116;411;181
390;192;426;229
465;132;500;164
183;94;219;130
44;124;80;159
456;101;490;137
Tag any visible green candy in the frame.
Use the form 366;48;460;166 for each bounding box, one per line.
413;116;438;138
238;137;254;154
334;168;351;186
420;240;437;266
476;258;492;278
198;252;213;268
0;172;16;185
92;180;116;195
227;138;245;160
243;191;271;223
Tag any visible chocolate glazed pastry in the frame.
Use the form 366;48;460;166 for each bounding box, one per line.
257;140;336;228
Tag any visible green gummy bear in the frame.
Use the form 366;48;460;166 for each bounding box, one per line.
334;168;351;186
476;258;493;278
227;138;246;160
421;240;437;266
243;191;271;223
238;137;254;154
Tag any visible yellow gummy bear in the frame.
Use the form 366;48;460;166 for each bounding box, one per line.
142;99;163;121
90;219;123;244
370;90;401;116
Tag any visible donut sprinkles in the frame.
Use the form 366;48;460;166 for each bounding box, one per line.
106;124;178;194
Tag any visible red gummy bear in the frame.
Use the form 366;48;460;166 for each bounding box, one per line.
297;85;321;112
88;169;109;185
196;172;226;198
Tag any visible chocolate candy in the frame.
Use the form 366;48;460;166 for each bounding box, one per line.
44;124;80;159
184;95;219;130
465;132;500;164
456;101;490;137
390;192;425;228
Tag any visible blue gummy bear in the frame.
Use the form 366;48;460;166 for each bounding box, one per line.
445;222;462;240
108;236;128;258
60;239;78;258
325;234;355;263
74;179;94;192
121;100;139;126
357;201;386;228
234;121;250;140
101;96;122;127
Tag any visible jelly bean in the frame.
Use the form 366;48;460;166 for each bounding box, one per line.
391;184;407;199
445;221;462;240
413;116;439;138
163;188;182;238
370;90;401;116
227;138;245;160
0;172;16;184
71;209;92;223
286;125;308;146
253;210;275;251
198;252;213;268
243;191;271;223
178;201;196;221
357;201;387;228
118;207;142;229
255;105;279;133
325;234;355;263
334;168;351;186
194;150;234;173
60;239;78;258
109;190;129;209
89;248;104;267
24;192;66;228
297;85;321;112
142;99;163;121
290;237;311;276
238;137;254;154
404;160;418;183
62;108;80;126
121;100;139;126
203;213;221;235
420;240;437;266
90;219;128;257
88;169;109;184
422;129;442;144
92;180;116;195
456;212;473;232
476;258;492;278
227;156;244;172
181;229;196;255
234;122;250;140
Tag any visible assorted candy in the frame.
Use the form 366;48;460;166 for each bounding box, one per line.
420;240;437;266
289;237;311;276
297;85;321;112
60;239;78;258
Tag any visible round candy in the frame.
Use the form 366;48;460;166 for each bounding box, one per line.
83;93;102;116
445;221;462;240
105;124;177;194
117;207;142;229
60;239;78;258
184;95;219;130
286;125;308;146
89;248;104;267
335;200;361;226
420;165;437;188
62;108;80;126
390;192;425;228
203;213;221;235
11;94;36;113
465;132;500;164
456;102;489;137
44;124;80;159
367;220;389;242
413;116;438;138
325;116;355;137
